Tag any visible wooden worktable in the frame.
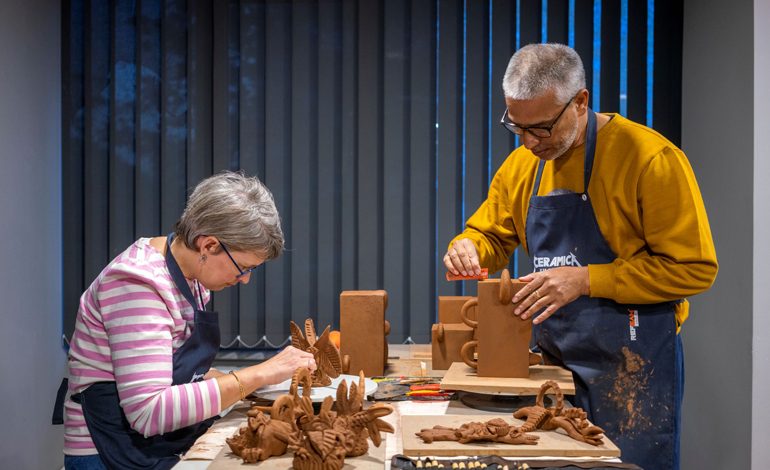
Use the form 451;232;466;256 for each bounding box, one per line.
176;344;619;469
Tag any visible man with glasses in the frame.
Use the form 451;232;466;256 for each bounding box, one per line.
443;44;717;470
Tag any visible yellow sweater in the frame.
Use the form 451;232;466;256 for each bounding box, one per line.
451;114;718;326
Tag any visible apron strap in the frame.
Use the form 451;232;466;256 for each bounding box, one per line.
583;109;598;193
51;377;68;425
165;234;203;311
530;108;599;198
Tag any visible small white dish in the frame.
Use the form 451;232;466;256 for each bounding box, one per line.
252;374;378;402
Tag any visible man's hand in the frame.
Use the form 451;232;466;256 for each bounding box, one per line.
443;239;481;276
512;267;590;324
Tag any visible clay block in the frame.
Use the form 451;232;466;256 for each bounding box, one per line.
476;278;531;378
431;323;475;370
438;296;477;324
340;290;389;376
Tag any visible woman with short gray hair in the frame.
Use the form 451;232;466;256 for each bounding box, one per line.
59;171;315;470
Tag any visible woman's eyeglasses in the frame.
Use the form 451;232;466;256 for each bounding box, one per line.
219;241;258;278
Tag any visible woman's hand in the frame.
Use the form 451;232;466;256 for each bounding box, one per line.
258;346;317;386
216;346;317;409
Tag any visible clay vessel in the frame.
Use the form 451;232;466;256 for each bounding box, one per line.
459;269;532;378
431;322;474;370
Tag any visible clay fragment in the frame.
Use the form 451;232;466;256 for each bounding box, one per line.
416;418;539;446
226;394;299;462
416;381;606;449
290;318;342;386
513;380;606;446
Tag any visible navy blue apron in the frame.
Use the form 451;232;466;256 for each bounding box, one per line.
526;110;683;470
60;234;220;470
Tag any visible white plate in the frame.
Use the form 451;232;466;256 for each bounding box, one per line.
252;374;378;402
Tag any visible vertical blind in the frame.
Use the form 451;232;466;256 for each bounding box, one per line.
62;0;683;346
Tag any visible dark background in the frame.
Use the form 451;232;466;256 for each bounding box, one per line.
62;0;682;346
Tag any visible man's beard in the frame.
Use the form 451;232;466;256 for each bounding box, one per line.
540;118;580;161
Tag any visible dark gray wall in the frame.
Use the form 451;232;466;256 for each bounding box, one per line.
753;1;769;468
61;1;685;347
0;0;64;468
681;0;753;468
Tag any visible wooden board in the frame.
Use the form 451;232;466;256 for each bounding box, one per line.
441;362;575;395
207;437;386;469
401;415;620;458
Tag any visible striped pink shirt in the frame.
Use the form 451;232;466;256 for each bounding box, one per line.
64;238;222;456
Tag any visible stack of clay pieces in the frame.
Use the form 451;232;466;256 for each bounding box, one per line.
431;296;476;370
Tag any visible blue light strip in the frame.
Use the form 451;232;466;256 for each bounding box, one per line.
647;0;654;127
488;0;493;187
514;0;521;278
592;0;601;110
567;0;575;49
620;0;628;116
542;0;548;42
516;0;521;51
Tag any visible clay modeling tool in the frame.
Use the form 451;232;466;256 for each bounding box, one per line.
446;268;488;281
409;383;441;391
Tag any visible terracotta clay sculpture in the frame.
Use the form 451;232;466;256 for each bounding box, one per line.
415;418;539;446
226;394;300;462
290;372;395;469
290;319;342;386
431;296;477;370
513;380;606;446
339;290;390;376
291;428;348;470
230;366;394;469
431;322;474;370
459;269;533;377
332;372;394;456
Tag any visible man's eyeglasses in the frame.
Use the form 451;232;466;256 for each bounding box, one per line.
500;97;574;138
219;241;257;279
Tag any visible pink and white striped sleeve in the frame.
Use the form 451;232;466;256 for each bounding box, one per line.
98;270;222;437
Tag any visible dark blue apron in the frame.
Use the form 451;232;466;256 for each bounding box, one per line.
57;234;221;470
526;110;683;470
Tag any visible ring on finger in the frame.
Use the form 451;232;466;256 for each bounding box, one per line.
534;289;542;300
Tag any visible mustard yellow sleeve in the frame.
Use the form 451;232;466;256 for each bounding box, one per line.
588;147;718;303
448;166;521;273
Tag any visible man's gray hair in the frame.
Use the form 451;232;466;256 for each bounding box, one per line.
175;171;284;260
502;43;586;104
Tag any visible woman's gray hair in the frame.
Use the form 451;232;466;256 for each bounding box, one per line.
175;171;284;260
502;43;586;104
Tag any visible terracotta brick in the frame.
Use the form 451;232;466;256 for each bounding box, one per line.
438;296;476;324
339;290;389;376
